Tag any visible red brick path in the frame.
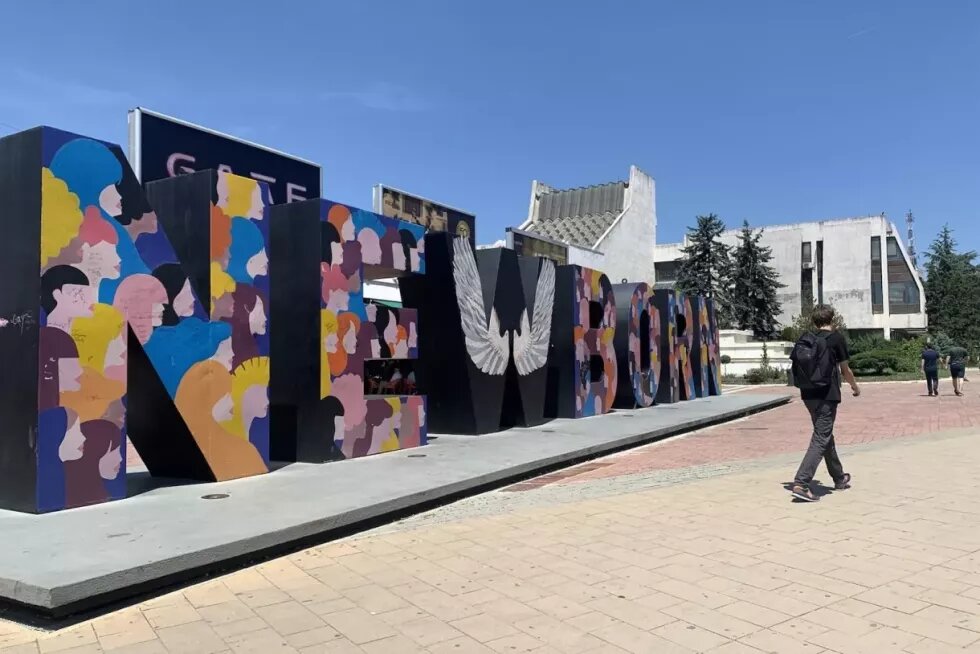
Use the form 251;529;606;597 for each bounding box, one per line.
519;382;980;488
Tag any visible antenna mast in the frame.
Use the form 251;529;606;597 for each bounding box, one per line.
906;209;918;269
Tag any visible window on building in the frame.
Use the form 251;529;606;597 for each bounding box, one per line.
816;241;824;305
802;242;812;264
871;237;883;314
655;261;678;283
887;237;920;314
801;269;814;311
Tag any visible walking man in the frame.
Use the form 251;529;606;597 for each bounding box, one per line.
789;305;860;502
947;343;969;396
922;342;941;397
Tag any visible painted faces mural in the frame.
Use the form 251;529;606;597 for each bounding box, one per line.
675;292;697;401
653;289;680;405
613;282;660;408
319;202;426;458
35;129;267;511
572;268;618;417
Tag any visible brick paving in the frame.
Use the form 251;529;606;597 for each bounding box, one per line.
6;383;980;652
506;382;980;490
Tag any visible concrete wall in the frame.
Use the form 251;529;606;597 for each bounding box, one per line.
593;166;657;284
656;216;927;336
567;246;606;271
719;330;793;376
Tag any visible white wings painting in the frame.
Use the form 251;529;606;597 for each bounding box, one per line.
452;237;555;377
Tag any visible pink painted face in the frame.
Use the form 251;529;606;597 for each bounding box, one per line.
384;319;397;345
392;243;406;270
54;284;96;321
330;242;344;265
80;241;121;281
358;229;382;265
370;338;381;359
212;337;234;371
324;332;339;354
342;323;357;355
246;249;269;279
243;384;269;420
98;184;122;217
328;289;350;312
408;322;418;349
212;393;234;423
112;274;168;344
98;443;122;480
151;301;165;327
341;218;355;241
104;333;127;381
333;415;345;441
173;280;195;318
58;357;83;392
394;340;408;358
58;415;85;462
248;186;265;219
249;298;267;335
410;250;421;272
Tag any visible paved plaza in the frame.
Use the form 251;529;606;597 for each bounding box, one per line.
4;382;980;653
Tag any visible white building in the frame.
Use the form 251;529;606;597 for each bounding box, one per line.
655;215;927;339
516;166;657;284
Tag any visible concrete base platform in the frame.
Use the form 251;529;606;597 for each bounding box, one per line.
0;393;789;616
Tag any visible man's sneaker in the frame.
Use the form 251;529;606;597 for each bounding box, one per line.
791;484;819;502
834;473;851;490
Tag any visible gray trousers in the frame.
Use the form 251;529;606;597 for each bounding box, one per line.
794;399;845;486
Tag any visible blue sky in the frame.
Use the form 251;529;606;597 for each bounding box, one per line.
1;1;977;255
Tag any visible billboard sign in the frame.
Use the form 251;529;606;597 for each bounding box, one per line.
508;228;569;266
128;107;321;205
373;184;476;246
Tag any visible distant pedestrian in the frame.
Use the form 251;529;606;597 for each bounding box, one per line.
922;342;941;397
946;344;970;396
788;305;860;502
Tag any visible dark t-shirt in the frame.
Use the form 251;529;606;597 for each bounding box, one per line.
922;349;940;372
948;346;969;368
800;330;849;403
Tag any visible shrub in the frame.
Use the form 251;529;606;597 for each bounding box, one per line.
744;366;786;384
849;350;901;375
720;355;732;365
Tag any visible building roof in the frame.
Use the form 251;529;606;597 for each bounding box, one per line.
524;181;626;248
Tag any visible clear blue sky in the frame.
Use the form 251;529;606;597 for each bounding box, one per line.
2;1;977;255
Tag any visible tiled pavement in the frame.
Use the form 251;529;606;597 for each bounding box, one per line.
6;384;980;653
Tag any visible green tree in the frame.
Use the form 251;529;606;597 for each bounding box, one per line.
729;221;784;339
925;226;980;352
675;214;734;326
780;304;848;342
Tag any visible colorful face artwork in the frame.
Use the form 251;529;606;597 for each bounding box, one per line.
615;283;660;408
572;267;618;417
318;202;427;459
36;128;267;511
694;296;711;398
653;289;679;404
705;299;723;396
676;292;697;401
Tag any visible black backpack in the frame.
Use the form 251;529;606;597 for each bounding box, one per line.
791;332;835;389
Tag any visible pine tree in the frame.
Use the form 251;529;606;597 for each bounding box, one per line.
730;220;784;339
925;226;980;352
675;214;734;326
